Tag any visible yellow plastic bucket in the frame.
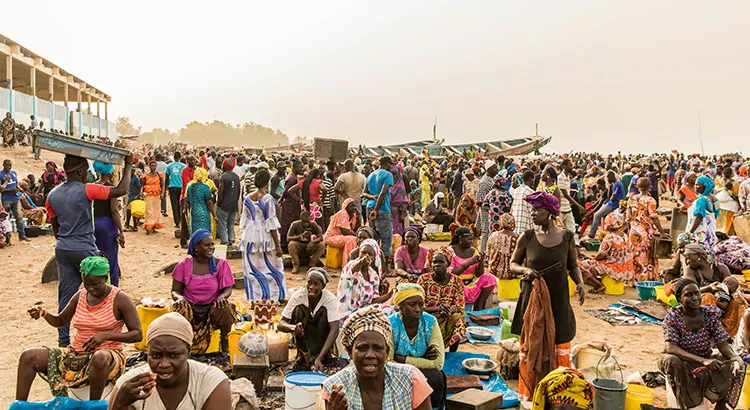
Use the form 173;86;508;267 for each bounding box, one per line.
134;306;170;350
602;276;625;295
568;277;576;297
624;384;654;410
497;279;521;299
738;368;750;408
228;323;262;365
743;270;750;287
655;285;679;307
206;329;221;353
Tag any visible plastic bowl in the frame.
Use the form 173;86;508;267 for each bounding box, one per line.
466;326;495;341
635;281;664;301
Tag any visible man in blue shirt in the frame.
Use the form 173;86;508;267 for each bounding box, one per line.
588;171;624;239
0;159;28;242
363;156;394;273
165;152;187;228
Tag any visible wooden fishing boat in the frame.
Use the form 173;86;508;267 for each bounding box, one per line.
350;136;550;158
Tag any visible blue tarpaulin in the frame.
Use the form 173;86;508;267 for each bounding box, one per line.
9;398;107;410
465;307;507;344
609;303;663;325
444;351;520;408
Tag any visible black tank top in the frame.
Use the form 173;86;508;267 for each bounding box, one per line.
511;229;577;344
93;183;114;218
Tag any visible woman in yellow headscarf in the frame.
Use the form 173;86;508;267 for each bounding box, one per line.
184;167;216;237
532;367;593;410
420;164;433;210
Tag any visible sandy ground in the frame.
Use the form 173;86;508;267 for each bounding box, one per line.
0;147;671;408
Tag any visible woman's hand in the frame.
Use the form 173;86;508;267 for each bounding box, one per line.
276;247;283;258
326;384;348;410
703;358;722;372
118;232;126;248
117;373;157;405
523;268;539;281
394;354;407;363
213;296;228;310
313;356;325;372
423;345;439;361
356;255;372;271
576;283;586;306
439;304;453;317
83;333;108;352
172;296;186;310
28;306;45;320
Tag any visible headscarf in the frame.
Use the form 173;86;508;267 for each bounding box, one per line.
740;165;748;178
543;166;558;182
404;225;423;243
684;243;709;258
393;283;425;306
531;367;593;410
193;167;209;183
498;213;516;231
80;256;110;277
341;198;355;215
222;158;236;170
431;191;445;208
357;226;378;241
187;229;217;274
341;306;392;351
450;226;473;245
307;267;329;285
524;191;560;218
146;312;194;346
291;157;303;169
603;210;625;231
494;175;508;190
673;277;698;300
390;165;408;205
359;238;383;275
93;161;114;176
697;175;715;196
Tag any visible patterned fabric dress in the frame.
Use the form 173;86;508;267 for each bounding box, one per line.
141;173;165;231
417;272;466;348
660;305;745;408
627;193;659;281
579;232;634;283
240;194;286;301
186;181;213;235
337;258;381;323
687;195;719;253
486;215;518;280
322;362;418;410
483;179;513;235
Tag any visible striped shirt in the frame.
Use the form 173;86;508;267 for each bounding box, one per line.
70;287;125;352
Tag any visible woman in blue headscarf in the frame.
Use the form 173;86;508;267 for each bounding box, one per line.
92;161;125;286
171;229;237;353
686;175;720;252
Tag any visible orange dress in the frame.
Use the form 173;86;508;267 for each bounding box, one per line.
141;173;165;231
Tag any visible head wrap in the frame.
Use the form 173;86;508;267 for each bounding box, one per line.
45;161;57;170
543;166;558;182
697;175;715;196
404;225;423;243
494;175;508;190
257;161;269;169
393;283;425;306
188;229;217;274
147;312;194;347
341;306;392;351
357;226;378;241
432;191;445;208
673;277;698;300
716;291;732;304
464;169;474;176
524;191;560;218
483;160;497;171
193;167;209;183
603;210;625;231
498;213;516;231
307;267;329;285
677;232;696;245
359;238;383;275
450;226;473;245
291;158;303;168
684;243;709;258
740;165;748;178
93;161;114;176
531;368;593;410
80;256;110;277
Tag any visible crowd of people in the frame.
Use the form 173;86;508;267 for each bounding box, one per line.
6;137;750;409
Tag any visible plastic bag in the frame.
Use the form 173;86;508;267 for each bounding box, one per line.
129;199;146;217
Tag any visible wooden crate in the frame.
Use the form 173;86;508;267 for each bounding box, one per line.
314;137;349;162
32;130;129;164
447;388;503;410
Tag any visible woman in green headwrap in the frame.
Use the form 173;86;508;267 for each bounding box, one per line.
16;256;142;401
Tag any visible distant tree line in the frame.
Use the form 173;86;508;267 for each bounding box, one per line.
116;117;290;148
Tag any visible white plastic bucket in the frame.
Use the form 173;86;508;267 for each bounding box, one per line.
284;372;328;410
576;347;606;370
499;302;517;321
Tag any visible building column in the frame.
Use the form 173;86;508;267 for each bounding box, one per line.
96;99;100;117
76;87;81;112
104;101;108;120
48;75;54;129
5;54;12;115
87;92;91;115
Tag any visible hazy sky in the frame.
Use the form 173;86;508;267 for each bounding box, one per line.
5;1;749;154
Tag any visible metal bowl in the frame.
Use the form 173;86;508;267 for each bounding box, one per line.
462;358;498;375
466;326;495;341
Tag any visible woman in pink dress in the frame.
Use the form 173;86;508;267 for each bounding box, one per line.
394;226;430;282
449;226;497;311
323;198;361;265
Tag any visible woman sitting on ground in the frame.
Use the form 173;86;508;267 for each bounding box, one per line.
388;283;447;410
279;267;346;373
486;213;519;280
109;313;232;410
659;278;745;410
337;239;395;322
579;210;634;293
17;180;47;226
171;229;237;353
348;226;387;268
417;251;466;351
16;256;141;401
449;227;496;311
324;198;361;265
682;242;731;286
322;306;433;410
423;192;453;232
394;226;430;282
449;194;479;237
